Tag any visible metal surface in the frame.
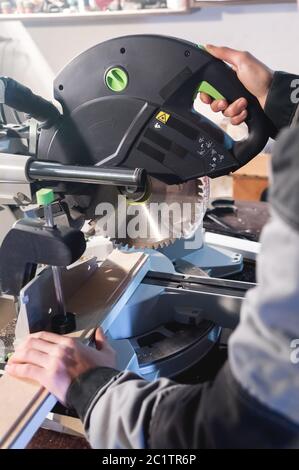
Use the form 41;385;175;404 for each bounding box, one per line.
44;204;67;319
0;153;31;184
0;154;32;205
144;271;253;297
134;320;216;366
205;231;260;262
15;258;98;341
169;239;243;278
142;270;253;330
95;176;209;249
29;160;146;191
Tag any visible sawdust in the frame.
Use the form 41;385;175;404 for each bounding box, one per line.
0;318;16;357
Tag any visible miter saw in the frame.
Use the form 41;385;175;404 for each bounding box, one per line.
0;35;272;385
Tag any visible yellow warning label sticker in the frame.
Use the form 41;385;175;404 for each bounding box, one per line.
156;111;170;124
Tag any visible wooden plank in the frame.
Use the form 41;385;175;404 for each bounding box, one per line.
234;154;270;177
67;251;150;336
0;377;53;449
0;250;149;449
233;175;268;202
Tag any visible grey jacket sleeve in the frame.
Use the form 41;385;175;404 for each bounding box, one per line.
230;123;299;427
66;359;299;449
265;71;299;136
270;125;299;232
66;367;181;448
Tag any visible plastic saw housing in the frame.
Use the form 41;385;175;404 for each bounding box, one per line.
37;35;273;185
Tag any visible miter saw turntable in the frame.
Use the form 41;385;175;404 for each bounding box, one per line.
0;35;272;387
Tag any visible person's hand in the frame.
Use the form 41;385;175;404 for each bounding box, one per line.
200;45;274;125
5;328;117;405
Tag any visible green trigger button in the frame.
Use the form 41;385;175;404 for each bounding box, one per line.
197;81;225;101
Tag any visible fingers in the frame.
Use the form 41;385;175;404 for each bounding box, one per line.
15;332;76;360
223;97;248;118
95;327;107;350
222;97;248;125
210;99;228;113
12;332;77;372
205;44;244;68
199;92;213;105
199;89;248;124
5;362;45;383
8;347;48;368
200;92;227;110
94;328;117;367
199;44;250;126
16;337;57;355
230;110;248;126
16;332;76;355
29;331;72;345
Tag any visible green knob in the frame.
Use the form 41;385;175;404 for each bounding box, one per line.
36;188;55;206
105;67;128;92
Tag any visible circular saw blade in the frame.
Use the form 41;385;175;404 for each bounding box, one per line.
94;176;209;249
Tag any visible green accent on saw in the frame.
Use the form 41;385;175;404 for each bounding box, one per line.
197;44;206;51
197;81;225;101
5;352;13;362
105;67;128;92
36;188;55;206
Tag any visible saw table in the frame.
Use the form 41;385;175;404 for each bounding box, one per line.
7;200;267;449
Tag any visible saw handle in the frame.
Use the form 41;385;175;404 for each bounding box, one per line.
196;56;274;167
0;77;60;125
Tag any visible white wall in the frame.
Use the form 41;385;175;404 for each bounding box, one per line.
0;22;54;98
26;3;299;74
1;3;299;96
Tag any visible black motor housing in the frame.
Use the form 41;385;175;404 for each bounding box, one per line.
38;35;273;185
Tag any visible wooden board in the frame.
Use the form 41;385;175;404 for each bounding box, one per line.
0;250;149;449
232;154;270;201
234;154;270;178
233;175;268;202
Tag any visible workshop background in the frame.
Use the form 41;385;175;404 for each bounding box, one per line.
1;3;298;97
